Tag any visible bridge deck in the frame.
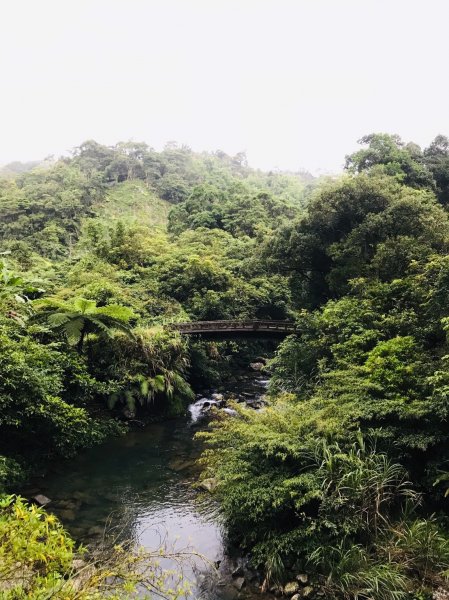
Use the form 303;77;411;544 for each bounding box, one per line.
169;320;297;335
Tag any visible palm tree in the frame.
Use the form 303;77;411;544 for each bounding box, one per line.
34;297;135;352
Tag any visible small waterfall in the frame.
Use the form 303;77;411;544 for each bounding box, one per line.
188;373;269;423
188;398;218;423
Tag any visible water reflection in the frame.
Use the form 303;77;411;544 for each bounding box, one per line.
25;374;270;598
26;419;223;596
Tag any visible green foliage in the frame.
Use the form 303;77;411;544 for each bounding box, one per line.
0;257;44;301
0;163;104;258
308;542;409;600
200;414;449;595
34;296;135;351
345;133;434;189
0;457;25;492
267;174;449;306
5;133;449;596
96;180;171;229
98;328;194;417
346;133;449;208
0;322;124;462
168;183;300;237
0;495;76;597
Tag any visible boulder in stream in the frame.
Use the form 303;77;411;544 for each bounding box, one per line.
200;477;218;492
168;458;195;472
284;581;300;596
57;499;79;510
232;576;245;591
250;362;264;371
231;565;244;578
122;406;136;419
302;586;314;597
219;585;239;600
33;494;51;506
87;525;105;537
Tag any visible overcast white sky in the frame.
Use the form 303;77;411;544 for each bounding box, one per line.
1;0;449;173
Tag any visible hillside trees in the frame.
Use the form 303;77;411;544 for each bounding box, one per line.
0;163;104;258
266;174;449;306
0;312;123;485
0;137;309;492
198;134;449;595
423;135;449;206
345;133;433;189
5;132;449;596
345;132;449;206
168;183;300;237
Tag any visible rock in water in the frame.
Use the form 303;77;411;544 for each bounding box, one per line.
200;477;218;492
33;494;51;506
250;362;264;371
231;565;244;578
284;581;300;596
168;458;195;472
220;585;239;600
123;407;136;419
302;586;314;597
87;525;104;537
232;577;245;590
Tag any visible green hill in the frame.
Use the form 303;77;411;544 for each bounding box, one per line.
96;180;171;229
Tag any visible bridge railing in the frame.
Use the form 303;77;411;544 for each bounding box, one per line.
169;320;297;334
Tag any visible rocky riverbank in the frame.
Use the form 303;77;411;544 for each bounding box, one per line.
189;368;270;424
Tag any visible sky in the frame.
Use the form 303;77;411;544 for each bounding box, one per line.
1;0;449;174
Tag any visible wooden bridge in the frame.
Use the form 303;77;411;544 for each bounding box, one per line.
169;320;297;337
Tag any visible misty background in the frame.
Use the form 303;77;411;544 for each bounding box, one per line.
1;0;448;173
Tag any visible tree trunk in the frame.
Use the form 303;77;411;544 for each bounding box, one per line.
77;326;86;353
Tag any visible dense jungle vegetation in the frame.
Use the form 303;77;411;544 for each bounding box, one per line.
3;133;449;598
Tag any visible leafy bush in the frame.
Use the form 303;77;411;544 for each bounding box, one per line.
199;410;449;595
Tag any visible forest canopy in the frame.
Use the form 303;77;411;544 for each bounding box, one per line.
3;133;449;598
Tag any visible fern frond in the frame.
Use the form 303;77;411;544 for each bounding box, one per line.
64;318;84;346
73;297;97;314
47;312;71;328
97;304;135;322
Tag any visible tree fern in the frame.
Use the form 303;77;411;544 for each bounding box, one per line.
33;296;135;351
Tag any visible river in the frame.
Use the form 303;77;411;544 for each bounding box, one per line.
24;373;272;599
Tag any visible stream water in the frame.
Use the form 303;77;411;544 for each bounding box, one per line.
24;373;271;600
